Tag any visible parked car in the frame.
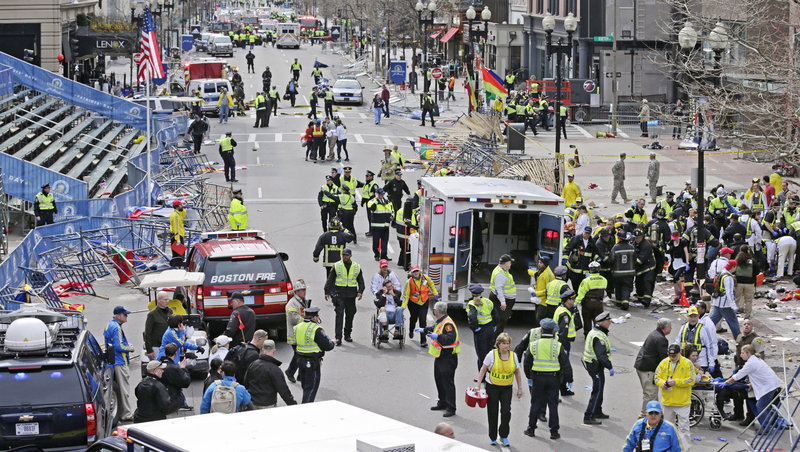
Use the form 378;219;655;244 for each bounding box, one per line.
330;76;364;105
207;34;234;57
195;33;213;52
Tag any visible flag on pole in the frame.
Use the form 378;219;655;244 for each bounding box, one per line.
481;66;508;99
133;8;165;83
465;72;476;112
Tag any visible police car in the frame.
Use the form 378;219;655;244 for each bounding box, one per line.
331;76;364;105
185;231;292;339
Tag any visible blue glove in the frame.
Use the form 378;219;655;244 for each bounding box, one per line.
609;368;615;377
493;326;497;333
685;263;690;271
784;228;789;234
566;382;573;391
561;257;567;265
773;231;779;238
427;333;438;341
475;327;481;332
631;202;637;209
434;294;440;301
709;364;716;373
732;305;738;314
414;328;424;333
527;378;533;387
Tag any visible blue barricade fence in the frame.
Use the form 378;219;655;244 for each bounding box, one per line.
0;152;87;203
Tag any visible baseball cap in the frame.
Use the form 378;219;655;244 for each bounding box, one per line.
719;247;734;255
214;335;231;347
499;254;514;264
146;361;168;372
113;306;131;315
726;260;737;270
687;306;699;316
646;401;662;414
379;259;389;267
584;226;592;233
228;292;244;301
668;344;682;355
342;248;353;256
410;265;421;272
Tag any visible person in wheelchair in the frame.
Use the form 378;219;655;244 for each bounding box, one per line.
375;280;404;341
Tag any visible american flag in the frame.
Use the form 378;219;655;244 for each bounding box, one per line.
133;8;165;83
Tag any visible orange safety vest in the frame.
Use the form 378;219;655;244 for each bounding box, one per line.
312;125;324;137
408;277;431;305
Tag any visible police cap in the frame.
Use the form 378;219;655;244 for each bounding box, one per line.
232;188;243;195
468;283;484;294
226;131;232;136
304;307;321;318
41;183;50;190
594;311;611;323
366;170;375;177
540;318;559;332
554;265;567;276
560;289;576;300
343;166;352;172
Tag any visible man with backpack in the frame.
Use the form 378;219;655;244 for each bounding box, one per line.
200;361;252;414
224;292;256;347
229;329;268;383
158;343;192;417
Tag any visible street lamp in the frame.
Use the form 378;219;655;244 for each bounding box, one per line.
416;0;436;94
542;11;577;193
677;20;728;285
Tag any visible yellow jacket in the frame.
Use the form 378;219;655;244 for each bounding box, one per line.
527;266;555;303
562;182;581;208
401;274;438;308
770;173;783;194
218;93;234;108
654;356;696;407
170;208;186;240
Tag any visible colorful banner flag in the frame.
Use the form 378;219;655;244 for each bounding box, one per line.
481;66;508;99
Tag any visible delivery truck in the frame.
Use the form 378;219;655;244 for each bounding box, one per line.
410;176;564;310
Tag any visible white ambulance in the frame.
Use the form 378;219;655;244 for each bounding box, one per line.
276;23;301;49
410;176;565;310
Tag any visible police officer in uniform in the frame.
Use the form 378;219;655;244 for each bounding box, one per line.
576;261;607;336
489;254;516;337
317;175;339;232
335;185;358;241
219;131;238;182
421;92;436;127
361;171;378;236
312;66;323;85
254;91;268;127
466;283;498;370
583;311;614;425
538;97;550;131
293;307;335;403
34;183;56;226
633;229;657;306
394;197;415;270
645;208;672;280
324;248;364;345
553;289;577;396
610;230;635;310
312;218;354;277
227;189;247;230
268;85;279;115
367;188;394;261
523;318;572;439
417;301;460;417
541;265;569;324
290;58;302;80
324;88;334;118
558;104;568;139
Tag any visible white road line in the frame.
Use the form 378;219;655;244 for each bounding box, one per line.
618;129;630;139
275;133;283;142
359;113;367;119
354;134;365;143
572;124;593;138
258;187;263;198
383;137;394;146
256;156;261;165
248;133;256;142
253;142;260;150
303;95;308;104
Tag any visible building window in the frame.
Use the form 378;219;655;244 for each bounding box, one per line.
509;46;521;73
565;0;576;15
536;0;544;14
548;0;559;15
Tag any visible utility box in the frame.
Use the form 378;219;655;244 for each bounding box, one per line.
507;123;526;152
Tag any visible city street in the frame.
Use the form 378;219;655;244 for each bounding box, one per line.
76;39;798;451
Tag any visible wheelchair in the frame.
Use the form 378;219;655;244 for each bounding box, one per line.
371;308;405;349
689;381;724;430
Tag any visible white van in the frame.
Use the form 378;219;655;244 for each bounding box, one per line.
186;78;233;116
207;34;233;57
276;23;300;49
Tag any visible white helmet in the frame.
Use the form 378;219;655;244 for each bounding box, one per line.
716;187;726;197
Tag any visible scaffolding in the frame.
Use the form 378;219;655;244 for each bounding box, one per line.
0;167;8;256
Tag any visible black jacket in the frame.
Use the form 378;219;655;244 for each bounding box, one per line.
324;260;365;299
634;238;656;273
522;333;573;381
159;357;191;413
133;375;171;423
723;221;747;244
595;236;615;271
384;179;410;201
313;230;355;266
564;235;599;271
144;307;172;351
634;328;669;372
587;326;613;370
244;354;297;406
187;118;208;137
224;305;256;347
423;315;458;357
466;299;499;331
203;370;222;394
375;288;402;309
234;343;262;383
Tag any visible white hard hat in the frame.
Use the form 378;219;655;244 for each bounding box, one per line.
716;187;726;197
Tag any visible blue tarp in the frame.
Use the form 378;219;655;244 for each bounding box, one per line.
0;152;87;203
0;52;148;130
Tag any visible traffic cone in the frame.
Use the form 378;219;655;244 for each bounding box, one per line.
606;132;616;138
680;283;690;307
596;131;606;138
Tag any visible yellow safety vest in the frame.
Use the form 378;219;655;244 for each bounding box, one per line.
680;322;704;352
256;95;266;110
312;126;324;137
531;337;562;372
333;260;361;287
294;321;322;354
466;297;493;325
220;137;234;152
583;328;611;363
490;266;516;297
505;74;515;84
488;349;516;386
553;305;576;339
249;35;256;43
560;106;567;117
526;328;543;355
321;184;339;203
312;68;322;76
545;279;568;306
337;193;355;210
292;62;301;71
368;199;394;228
228;198;247;230
36;192;55;211
428;316;460;357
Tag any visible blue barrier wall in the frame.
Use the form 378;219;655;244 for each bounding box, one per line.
0;66;12;97
0;152;87;203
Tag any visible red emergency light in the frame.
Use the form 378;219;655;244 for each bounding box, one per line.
434;204;444;214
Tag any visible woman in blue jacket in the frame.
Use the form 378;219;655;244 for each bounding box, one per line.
156;315;199;364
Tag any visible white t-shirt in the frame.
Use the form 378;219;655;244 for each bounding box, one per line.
482;350;520;384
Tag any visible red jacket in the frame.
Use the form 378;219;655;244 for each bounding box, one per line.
303;127;312;141
381;88;390;102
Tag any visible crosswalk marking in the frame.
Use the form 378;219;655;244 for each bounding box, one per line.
248;133;256;142
275;133;282;142
359;113;367;119
383;137;394;146
354;134;365;143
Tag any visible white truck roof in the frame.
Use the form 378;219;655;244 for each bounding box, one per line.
138;270;205;288
123;401;483;451
421;176;564;203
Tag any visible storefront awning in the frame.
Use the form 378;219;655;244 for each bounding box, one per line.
430;30;443;39
439;27;459;43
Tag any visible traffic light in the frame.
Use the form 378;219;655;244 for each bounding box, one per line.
70;38;80;59
22;49;35;63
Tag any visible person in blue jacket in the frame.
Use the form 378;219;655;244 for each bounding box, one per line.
624;400;684;452
104;305;135;421
200;361;252;414
156;315;201;364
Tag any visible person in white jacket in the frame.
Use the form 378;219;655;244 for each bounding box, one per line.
726;344;782;429
335;119;349;162
710;260;741;340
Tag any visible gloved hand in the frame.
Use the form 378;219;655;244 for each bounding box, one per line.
685;263;690;271
414;328;425;333
631;202;637;209
773;231;779;238
427;332;438;341
434;294;440;301
493;326;497;333
475;327;481;332
732;305;738;314
784;228;789;234
527;378;533;388
709;364;716;373
528;287;536;295
566;382;573;391
313;257;319;263
609;368;615;377
196;347;205;354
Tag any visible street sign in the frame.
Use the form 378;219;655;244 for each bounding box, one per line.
594;35;613;42
431;67;443;79
583;80;596;92
191;27;201;35
390;61;406;85
330;26;341;42
181;35;194;52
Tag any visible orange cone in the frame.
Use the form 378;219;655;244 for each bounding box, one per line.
680;283;690;307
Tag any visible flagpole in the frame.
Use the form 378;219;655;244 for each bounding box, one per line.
146;77;152;203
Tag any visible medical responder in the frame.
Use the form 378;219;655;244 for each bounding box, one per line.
335;185;358;240
403;265;439;346
527;255;554;327
466;283;498;370
367;188;394;261
542;265;570;324
633;229;657;306
219;131;238;183
523;317;572;440
284;279;309;384
417;301;460;418
675;306;717;373
394;197;415;270
561;173;581;209
362;170;379;235
34;183;57;226
169;200;186;259
489;254;517;337
227;188;247;230
317;175;339;232
324;248;364;345
610;230;635;310
312;218;354;277
293;307;335;403
583;311;614;425
563;226;599;291
575;261;606;336
553;289;577;396
105;306;135;421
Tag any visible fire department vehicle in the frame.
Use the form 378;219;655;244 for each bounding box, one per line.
185;230;291;338
410;176;564;309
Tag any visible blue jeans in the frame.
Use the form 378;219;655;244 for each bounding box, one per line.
336;139;348;160
379;307;404;334
754;388;780;429
373;107;381;124
219;105;229;122
710;305;741;340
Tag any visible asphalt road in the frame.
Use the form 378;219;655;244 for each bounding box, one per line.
73;36;789;451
